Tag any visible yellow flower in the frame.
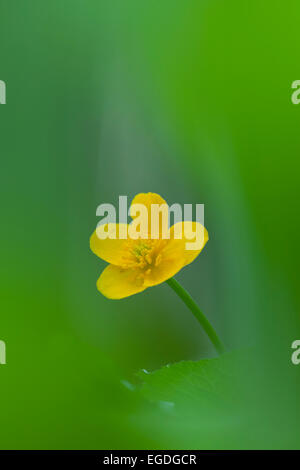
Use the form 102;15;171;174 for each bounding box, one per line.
90;193;209;299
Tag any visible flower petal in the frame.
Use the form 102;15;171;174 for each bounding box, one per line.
168;221;209;266
90;223;129;266
130;192;167;218
97;264;146;299
143;240;186;287
129;192;168;238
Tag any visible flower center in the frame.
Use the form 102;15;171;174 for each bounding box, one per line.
120;239;165;276
133;241;155;268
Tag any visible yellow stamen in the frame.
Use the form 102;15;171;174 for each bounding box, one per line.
155;254;162;266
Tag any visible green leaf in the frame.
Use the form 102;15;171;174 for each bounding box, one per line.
137;354;240;412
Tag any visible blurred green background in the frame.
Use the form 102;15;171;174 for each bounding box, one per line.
1;0;300;449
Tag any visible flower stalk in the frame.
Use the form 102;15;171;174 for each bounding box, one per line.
166;277;225;355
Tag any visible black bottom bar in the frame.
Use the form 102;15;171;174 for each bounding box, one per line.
0;450;298;467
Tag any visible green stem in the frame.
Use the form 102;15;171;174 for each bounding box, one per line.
166;277;225;355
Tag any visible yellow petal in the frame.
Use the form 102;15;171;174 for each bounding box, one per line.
143;240;186;287
168;221;209;266
129;192;168;238
97;264;146;299
130;192;167;216
90;223;129;266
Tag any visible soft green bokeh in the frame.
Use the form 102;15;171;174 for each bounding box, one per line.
1;0;300;449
